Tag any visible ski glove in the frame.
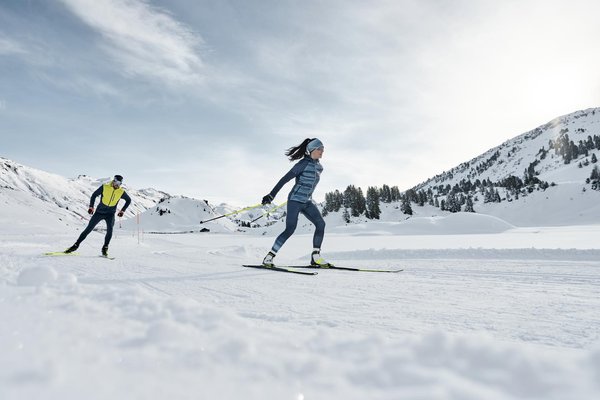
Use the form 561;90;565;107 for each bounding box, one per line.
117;210;124;217
262;194;273;205
88;207;94;215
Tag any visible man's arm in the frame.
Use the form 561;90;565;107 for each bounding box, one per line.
119;192;132;213
89;186;103;208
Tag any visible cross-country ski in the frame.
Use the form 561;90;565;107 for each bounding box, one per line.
288;265;403;273
242;264;317;275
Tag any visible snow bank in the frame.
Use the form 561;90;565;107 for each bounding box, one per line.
120;196;237;233
16;266;58;286
1;279;598;400
308;330;600;399
326;247;600;261
331;212;515;235
16;265;78;287
476;182;600;227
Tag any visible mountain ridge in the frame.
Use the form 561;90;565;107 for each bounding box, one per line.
414;107;600;190
3;107;600;231
319;107;600;227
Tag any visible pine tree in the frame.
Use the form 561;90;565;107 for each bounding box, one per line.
356;187;367;216
417;190;426;206
464;196;475;212
324;193;333;212
494;189;501;203
343;186;357;216
592;166;600;190
446;192;461;213
380;185;392;203
366;187;381;219
391;186;401;202
342;185;367;217
400;196;413;215
592;153;598;164
484;187;494;203
591;165;600;181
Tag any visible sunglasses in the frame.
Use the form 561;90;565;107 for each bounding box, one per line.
113;180;122;187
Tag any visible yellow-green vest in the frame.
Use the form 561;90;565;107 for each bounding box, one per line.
101;183;125;207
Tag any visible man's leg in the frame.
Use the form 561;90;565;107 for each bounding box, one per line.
103;214;115;248
74;213;104;245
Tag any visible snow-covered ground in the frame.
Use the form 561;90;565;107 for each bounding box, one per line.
1;215;600;400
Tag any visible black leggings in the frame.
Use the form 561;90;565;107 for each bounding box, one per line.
75;212;115;247
272;200;325;252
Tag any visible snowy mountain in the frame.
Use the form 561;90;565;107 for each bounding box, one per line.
320;107;600;228
119;196;238;233
0;156;279;234
0;156;167;229
417;108;600;189
407;107;600;225
3;107;600;234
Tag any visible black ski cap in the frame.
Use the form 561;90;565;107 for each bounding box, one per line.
114;175;123;182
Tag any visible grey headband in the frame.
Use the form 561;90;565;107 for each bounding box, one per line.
307;138;324;153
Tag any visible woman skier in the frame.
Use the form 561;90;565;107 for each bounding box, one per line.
261;138;331;267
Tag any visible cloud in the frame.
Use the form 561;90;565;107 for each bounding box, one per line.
0;35;27;56
59;0;205;86
37;72;122;98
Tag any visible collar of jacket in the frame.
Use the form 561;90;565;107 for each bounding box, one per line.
303;155;319;163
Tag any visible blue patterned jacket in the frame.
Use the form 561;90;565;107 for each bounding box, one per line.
269;156;323;203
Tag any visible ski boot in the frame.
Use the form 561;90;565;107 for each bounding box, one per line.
64;243;79;254
262;251;276;267
311;249;333;267
101;246;109;257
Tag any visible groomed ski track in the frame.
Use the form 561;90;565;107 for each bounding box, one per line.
3;230;600;399
32;232;600;350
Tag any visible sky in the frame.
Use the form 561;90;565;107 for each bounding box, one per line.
1;0;600;206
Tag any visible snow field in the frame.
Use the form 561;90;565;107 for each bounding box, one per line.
1;226;600;399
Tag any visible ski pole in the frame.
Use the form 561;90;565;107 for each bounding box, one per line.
200;203;263;224
250;201;287;224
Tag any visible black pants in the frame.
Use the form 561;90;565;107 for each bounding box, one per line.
75;212;115;247
272;200;325;253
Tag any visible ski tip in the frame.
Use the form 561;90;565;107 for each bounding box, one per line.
44;251;78;256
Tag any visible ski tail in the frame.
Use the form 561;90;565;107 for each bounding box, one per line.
44;251;78;256
289;265;403;273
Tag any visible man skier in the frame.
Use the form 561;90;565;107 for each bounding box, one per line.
64;174;131;256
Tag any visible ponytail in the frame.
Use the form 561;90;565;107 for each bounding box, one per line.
285;138;314;161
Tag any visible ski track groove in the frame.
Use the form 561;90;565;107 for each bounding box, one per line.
22;246;600;349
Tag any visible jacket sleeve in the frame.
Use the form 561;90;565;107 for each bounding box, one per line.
269;160;306;199
89;186;103;208
120;192;132;212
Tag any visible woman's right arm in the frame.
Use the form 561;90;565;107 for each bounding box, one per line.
263;160;306;202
